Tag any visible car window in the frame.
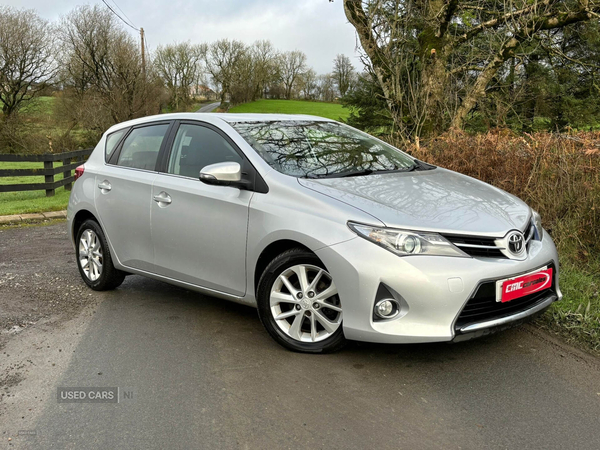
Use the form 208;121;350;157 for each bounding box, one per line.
231;120;416;178
116;124;169;170
105;129;127;160
167;124;243;178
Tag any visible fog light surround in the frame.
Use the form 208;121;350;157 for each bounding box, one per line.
374;299;400;320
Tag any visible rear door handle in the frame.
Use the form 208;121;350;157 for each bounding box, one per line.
98;180;112;192
153;191;172;205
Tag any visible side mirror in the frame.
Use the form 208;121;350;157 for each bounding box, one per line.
200;162;249;189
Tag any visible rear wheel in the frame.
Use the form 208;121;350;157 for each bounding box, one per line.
257;248;346;353
76;219;125;291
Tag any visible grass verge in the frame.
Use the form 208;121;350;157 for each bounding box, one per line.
0;161;70;215
0;189;70;216
536;258;600;354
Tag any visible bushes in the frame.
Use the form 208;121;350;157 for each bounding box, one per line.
406;131;599;259
0;96;94;154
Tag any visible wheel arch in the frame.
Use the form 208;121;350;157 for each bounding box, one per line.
253;239;314;296
72;209;100;240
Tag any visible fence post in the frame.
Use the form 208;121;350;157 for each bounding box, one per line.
63;158;72;191
44;160;55;197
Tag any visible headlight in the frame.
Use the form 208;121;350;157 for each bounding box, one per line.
347;222;469;258
532;210;544;240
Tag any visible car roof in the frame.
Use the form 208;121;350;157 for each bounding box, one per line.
105;112;335;134
208;113;334;123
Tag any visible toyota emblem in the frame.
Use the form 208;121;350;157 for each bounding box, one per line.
507;231;525;255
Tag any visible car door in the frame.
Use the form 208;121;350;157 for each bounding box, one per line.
95;121;172;272
151;121;252;296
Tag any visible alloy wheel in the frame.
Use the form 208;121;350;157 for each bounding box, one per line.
270;264;342;343
79;229;103;281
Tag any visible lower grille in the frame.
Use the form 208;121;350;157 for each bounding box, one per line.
455;264;556;331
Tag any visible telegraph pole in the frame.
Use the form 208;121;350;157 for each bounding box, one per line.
140;27;146;78
140;27;148;115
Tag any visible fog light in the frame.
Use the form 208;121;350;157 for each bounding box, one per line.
375;299;396;318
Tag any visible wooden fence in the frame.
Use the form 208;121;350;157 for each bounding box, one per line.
0;148;93;197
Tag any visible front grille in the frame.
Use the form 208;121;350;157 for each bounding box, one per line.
454;263;556;331
443;235;505;258
444;220;536;259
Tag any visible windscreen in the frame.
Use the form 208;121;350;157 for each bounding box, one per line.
230;120;416;178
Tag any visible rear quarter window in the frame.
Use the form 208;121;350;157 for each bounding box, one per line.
105;129;127;161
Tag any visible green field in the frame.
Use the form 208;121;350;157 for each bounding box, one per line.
0;161;71;216
19;96;55;116
0;97;67;215
229;99;350;121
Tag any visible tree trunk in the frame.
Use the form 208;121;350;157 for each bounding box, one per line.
418;2;450;136
452;37;520;130
420;49;447;136
522;53;539;133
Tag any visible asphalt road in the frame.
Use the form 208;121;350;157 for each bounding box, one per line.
196;102;221;113
1;223;600;449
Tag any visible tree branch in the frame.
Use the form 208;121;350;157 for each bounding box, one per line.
452;0;552;47
450;65;484;75
343;0;384;68
436;0;460;38
451;5;600;128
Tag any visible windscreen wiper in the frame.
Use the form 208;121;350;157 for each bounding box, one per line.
310;168;418;179
336;169;375;178
406;160;437;171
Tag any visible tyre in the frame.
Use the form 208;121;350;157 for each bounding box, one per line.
257;248;346;353
76;219;125;291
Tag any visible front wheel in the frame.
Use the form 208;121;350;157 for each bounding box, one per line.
257;248;346;353
76;219;125;291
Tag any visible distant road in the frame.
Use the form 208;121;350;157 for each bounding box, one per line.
196;101;220;112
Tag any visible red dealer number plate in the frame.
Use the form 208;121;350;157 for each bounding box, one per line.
496;267;553;303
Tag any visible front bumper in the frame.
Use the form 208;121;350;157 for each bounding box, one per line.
315;230;561;344
452;292;556;342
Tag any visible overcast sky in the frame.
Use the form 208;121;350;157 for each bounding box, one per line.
6;0;361;74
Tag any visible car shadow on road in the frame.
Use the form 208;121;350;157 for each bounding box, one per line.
20;273;600;450
116;273;530;361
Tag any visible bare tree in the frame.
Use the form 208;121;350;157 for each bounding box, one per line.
342;0;600;137
332;54;354;97
300;68;318;100
279;50;308;99
316;74;336;102
251;40;280;99
57;5;160;133
205;39;248;104
229;49;257;104
0;7;56;117
155;42;206;110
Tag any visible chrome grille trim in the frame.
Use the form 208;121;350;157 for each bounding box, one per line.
444;218;536;259
442;235;506;258
454;243;506;250
525;224;535;244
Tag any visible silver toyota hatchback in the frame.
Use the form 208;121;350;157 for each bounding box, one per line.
67;113;561;353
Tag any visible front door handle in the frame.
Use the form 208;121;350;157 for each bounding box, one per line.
98;180;112;192
153;191;172;205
